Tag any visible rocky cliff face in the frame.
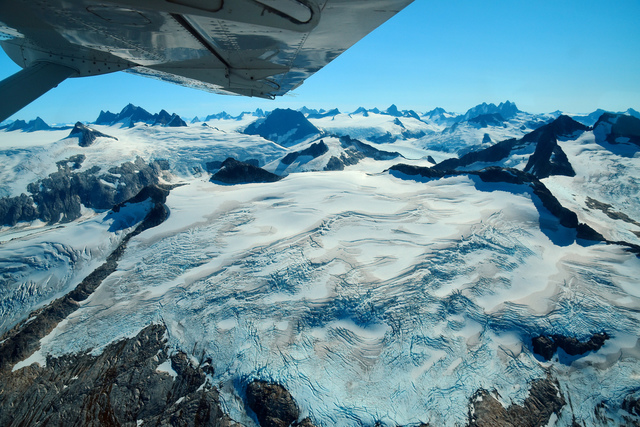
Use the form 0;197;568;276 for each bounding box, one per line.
0;155;170;226
0;324;238;427
246;381;316;427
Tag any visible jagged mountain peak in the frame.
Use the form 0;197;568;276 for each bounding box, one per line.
69;122;118;147
385;104;402;117
0;116;52;132
119;103;150;117
462;100;520;122
93;104;186;127
424;107;447;116
243;108;320;146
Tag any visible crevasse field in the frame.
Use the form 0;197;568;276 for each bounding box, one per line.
1;108;640;426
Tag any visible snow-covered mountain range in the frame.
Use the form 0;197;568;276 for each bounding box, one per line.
1;101;639;426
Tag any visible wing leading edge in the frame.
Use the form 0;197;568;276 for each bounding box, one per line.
0;0;413;122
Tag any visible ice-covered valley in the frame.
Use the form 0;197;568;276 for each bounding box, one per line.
1;104;640;426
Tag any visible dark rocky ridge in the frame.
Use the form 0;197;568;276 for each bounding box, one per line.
532;332;610;361
388;164;605;243
594;112;640;148
281;140;329;165
0;185;171;373
243;108;320;145
435;115;587;179
211;157;282;184
0;155;169;226
0;324;238;427
68;121;118;147
468;378;565;427
435;137;522;171
522;115;587;178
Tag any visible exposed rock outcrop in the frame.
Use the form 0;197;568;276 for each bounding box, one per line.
434;138;521;171
281;140;329;165
532;332;610;361
338;135;401;160
0;324;238;427
468;378;565;426
68;121;117;147
211;158;282;184
246;380;316;427
319;135;400;171
0;156;169;226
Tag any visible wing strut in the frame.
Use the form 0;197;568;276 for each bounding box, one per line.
0;62;77;122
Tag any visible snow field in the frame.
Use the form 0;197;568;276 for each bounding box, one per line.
23;170;640;426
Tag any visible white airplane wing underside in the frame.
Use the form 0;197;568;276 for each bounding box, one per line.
0;0;413;121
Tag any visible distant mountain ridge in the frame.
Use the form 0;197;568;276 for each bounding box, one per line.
0;117;71;132
460;100;520;122
95;104;187;127
4;102;640;146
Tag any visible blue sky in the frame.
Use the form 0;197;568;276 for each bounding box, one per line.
1;0;639;123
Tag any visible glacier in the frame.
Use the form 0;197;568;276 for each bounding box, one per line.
1;104;640;426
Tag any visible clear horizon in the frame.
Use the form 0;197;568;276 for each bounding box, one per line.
1;0;639;124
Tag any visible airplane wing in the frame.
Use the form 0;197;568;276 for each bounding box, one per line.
0;0;414;122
